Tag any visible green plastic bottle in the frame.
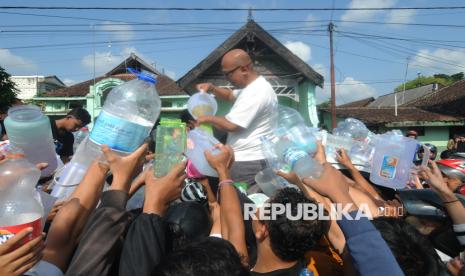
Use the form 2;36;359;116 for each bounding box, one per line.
153;119;186;177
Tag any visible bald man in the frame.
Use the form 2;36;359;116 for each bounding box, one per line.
197;49;278;191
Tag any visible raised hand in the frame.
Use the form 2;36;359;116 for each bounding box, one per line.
0;228;45;276
143;161;187;215
204;144;235;171
336;148;354;169
101;143;148;189
419;161;452;196
302;163;352;205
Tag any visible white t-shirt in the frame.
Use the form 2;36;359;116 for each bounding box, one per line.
225;76;278;161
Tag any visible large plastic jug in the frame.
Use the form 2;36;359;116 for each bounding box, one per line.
185;128;220;177
187;91;217;135
153;119;186;177
4;105;58;177
88;67;161;155
0;146;44;244
277;105;304;129
273;132;323;179
370;132;420;189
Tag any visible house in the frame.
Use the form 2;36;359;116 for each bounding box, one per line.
32;53;187;126
177;18;324;127
320;82;465;152
11;75;66;100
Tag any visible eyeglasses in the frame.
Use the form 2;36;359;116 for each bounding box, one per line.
222;62;251;77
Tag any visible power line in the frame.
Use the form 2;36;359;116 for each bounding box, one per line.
2;6;465;11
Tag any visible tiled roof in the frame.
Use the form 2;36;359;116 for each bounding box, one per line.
409;79;465;117
338;97;375;108
367;84;439;108
326;107;463;126
40;73;185;97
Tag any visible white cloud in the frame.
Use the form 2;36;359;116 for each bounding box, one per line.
386;9;416;25
335;77;377;104
341;0;397;23
0;49;38;74
81;51;120;74
81;47;155;74
284;41;312;62
304;14;320;28
410;48;465;74
98;21;134;41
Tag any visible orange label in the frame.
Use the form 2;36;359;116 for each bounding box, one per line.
0;218;42;245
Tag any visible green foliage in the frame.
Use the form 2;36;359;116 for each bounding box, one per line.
317;99;331;109
394;72;464;92
0;66;18;109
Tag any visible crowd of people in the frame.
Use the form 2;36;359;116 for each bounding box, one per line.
0;49;465;276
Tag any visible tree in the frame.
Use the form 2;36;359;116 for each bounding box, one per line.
0;66;18;109
394;72;464;92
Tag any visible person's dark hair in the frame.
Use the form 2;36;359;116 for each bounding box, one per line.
164;201;212;252
154;237;249;276
372;217;444;276
264;187;329;262
67;107;91;125
180;109;195;124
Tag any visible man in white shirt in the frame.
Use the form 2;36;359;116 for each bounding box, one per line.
197;49;278;190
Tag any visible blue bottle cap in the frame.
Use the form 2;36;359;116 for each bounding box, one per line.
127;67;157;84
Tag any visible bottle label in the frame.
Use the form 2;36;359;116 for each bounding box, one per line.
0;217;42;245
282;147;307;171
90;111;150;153
380;155;398;179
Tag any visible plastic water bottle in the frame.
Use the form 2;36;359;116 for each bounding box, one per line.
0;146;44;245
333;118;370;141
370;132;419;189
274;135;323;179
277;105;305;129
153;119;186;177
73;127;89;153
51;68;161;199
88;68;161;156
4;105;58;177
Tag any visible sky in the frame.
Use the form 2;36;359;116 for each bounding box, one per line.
1;0;465;104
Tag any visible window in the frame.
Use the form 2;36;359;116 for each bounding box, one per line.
161;101;172;108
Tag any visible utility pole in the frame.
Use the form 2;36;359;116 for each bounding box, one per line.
328;22;337;129
396;57;409;117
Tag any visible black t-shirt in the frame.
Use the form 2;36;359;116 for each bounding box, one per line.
49;117;74;157
250;260;308;276
457;141;465;153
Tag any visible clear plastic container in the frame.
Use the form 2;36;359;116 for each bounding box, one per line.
254;168;288;196
4;105;58;177
185;128;220;177
51;136;96;200
274;134;323;179
332;118;370;141
153;119;186;177
0;147;44;244
88;68;161;155
277;105;305;129
73;127;89;153
370;133;421;189
187;91;218;119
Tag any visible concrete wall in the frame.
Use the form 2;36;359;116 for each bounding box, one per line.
11;76;41;100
